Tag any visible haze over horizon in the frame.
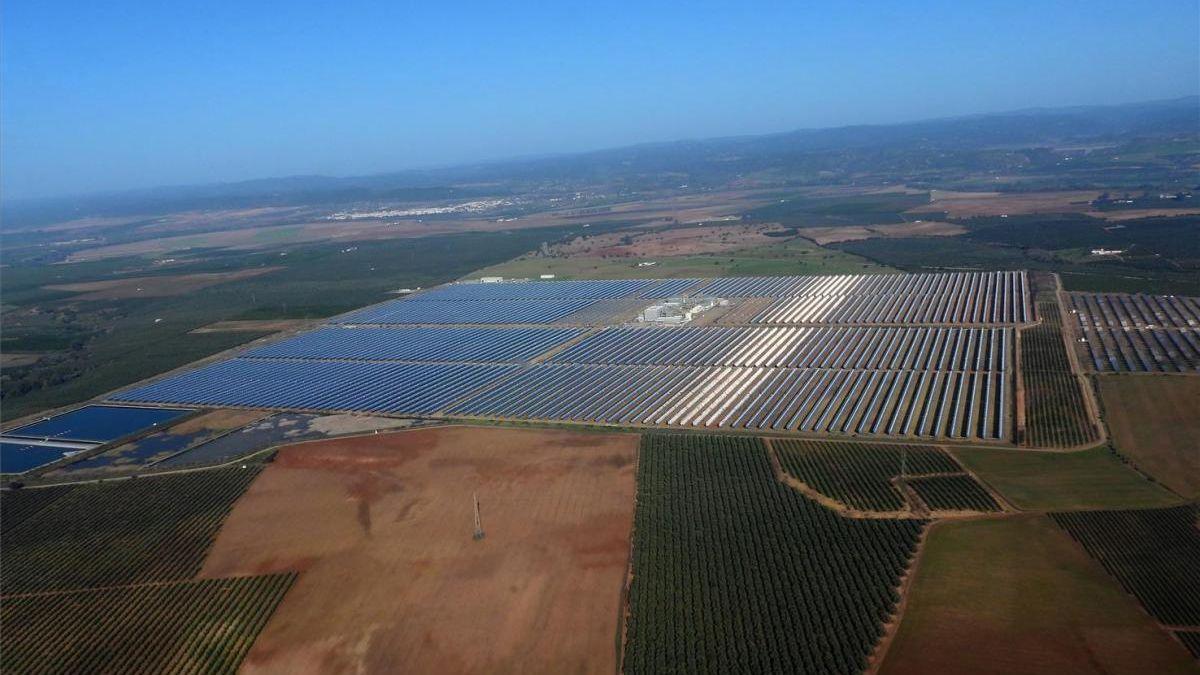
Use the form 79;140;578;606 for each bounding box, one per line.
3;0;1197;200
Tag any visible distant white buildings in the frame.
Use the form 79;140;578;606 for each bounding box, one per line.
1090;248;1124;256
480;276;504;283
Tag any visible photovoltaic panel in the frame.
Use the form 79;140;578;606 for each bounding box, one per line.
335;298;598;325
244;326;582;363
112;360;518;415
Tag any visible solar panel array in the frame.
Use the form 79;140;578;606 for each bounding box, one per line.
111;271;1032;442
450;364;1007;439
244;326;582;363
1069;293;1200;373
336;298;597;325
749;271;1029;324
113;360;518;414
553;326;1009;370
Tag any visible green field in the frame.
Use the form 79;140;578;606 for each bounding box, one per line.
1098;375;1200;500
624;433;924;674
952;446;1182;511
470;236;893;280
881;516;1196;675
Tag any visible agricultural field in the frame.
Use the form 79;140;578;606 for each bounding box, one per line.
1019;280;1101;447
906;475;1000;512
0;466;259;593
881;516;1197;675
0;463;289;674
623;433;924;674
772;440;972;512
952;446;1182;511
1;575;294;675
199;426;637;673
1051;505;1200;626
1098;375;1200;499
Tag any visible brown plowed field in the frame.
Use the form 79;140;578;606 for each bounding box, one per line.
200;426;637;674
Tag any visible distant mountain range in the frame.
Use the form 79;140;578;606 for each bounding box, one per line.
5;95;1197;227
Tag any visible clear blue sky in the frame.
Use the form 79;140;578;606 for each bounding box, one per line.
3;0;1197;199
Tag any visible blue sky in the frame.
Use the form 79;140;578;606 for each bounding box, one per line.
3;1;1197;199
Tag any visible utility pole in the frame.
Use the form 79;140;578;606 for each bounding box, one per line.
472;492;485;541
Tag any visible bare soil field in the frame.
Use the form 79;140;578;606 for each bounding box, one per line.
190;319;315;334
881;516;1196;675
45;268;282;299
200;426;638;674
172;408;270;435
1098;375;1200;499
800;220;966;245
909;190;1102;218
0;352;46;368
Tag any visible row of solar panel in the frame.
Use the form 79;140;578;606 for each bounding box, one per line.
336;298;598;325
1078;327;1200;373
1069;292;1200;329
752;272;1029;324
552;326;1010;371
694;270;1026;299
111;358;1009;440
245;326;583;363
112;360;518;414
451;364;1009;440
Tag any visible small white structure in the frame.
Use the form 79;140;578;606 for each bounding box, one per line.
637;261;658;268
540;274;556;279
639;296;721;325
480;276;504;283
1090;248;1124;256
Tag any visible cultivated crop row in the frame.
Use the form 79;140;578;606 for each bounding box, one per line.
114;359;518;414
452;364;1009;439
1051;505;1200;626
553;326;1010;370
623;434;925;674
907;475;1000;512
1069;292;1200;329
1;467;260;594
0;574;294;674
0;485;76;537
1076;327;1200;373
244;325;582;363
773;440;960;511
1020;299;1099;447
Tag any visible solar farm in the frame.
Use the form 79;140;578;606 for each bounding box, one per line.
1068;292;1200;373
109;271;1031;442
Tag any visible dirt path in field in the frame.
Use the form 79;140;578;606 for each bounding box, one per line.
200;425;637;675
